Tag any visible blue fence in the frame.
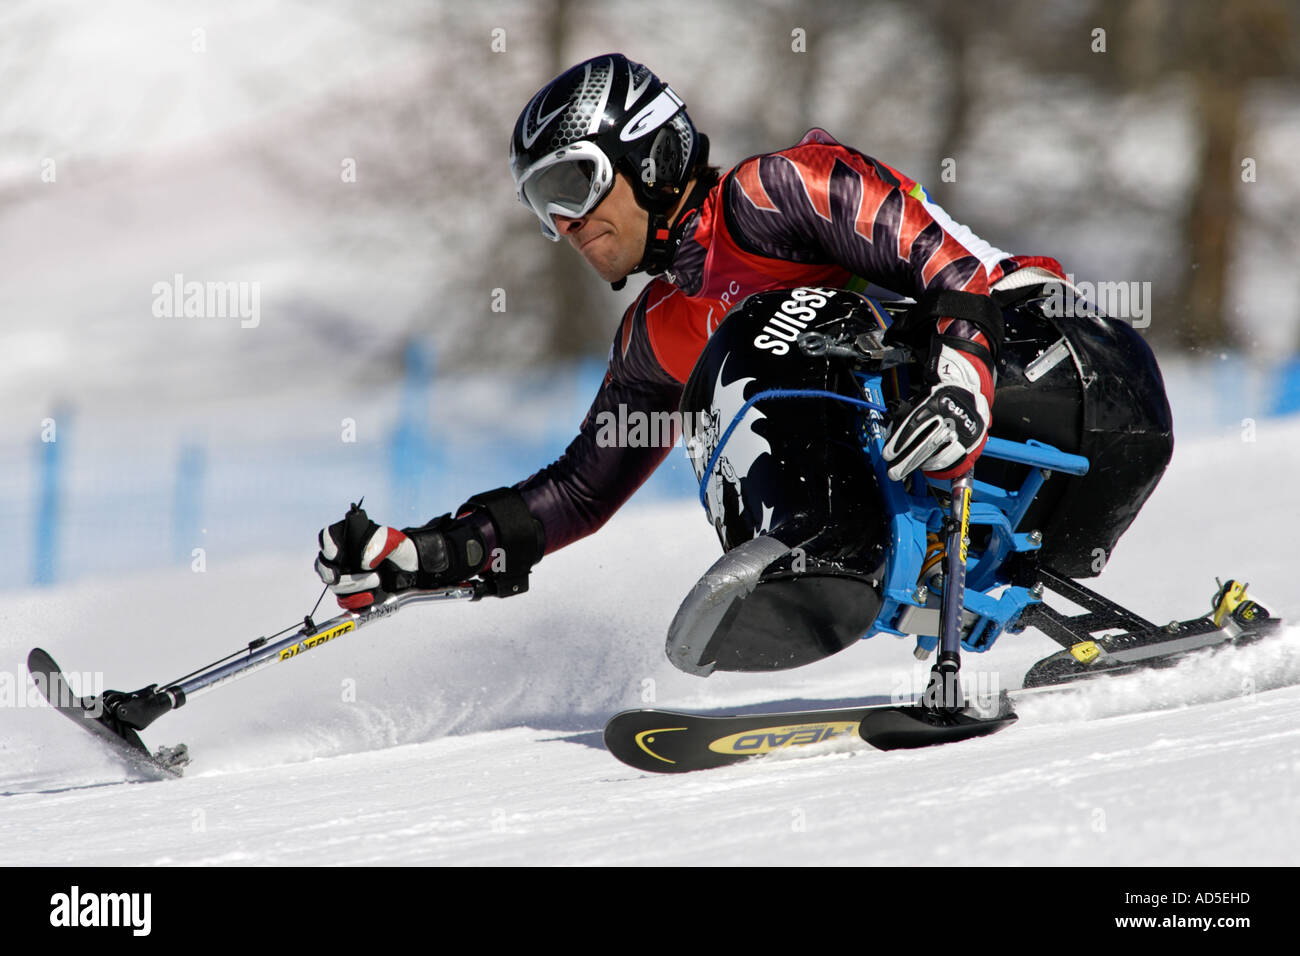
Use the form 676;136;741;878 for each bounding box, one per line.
14;351;1298;591
10;350;700;590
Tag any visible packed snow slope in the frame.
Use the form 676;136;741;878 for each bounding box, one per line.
2;420;1299;866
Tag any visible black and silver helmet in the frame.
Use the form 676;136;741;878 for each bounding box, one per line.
510;53;704;241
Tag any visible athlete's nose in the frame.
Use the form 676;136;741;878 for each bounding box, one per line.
554;214;585;236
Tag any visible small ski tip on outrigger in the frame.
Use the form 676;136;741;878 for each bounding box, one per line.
26;581;489;781
27;647;191;780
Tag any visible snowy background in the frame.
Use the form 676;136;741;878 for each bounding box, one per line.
3;0;1299;590
1;0;1298;865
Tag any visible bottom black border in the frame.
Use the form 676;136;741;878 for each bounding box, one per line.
0;866;1279;941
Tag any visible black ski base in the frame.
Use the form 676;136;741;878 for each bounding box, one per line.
857;698;1018;751
603;704;883;773
28;648;189;781
603;695;1020;772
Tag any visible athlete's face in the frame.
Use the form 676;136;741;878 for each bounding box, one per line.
553;172;647;283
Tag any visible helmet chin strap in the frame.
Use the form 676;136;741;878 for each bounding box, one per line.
634;209;678;279
609;135;712;292
608;210;672;293
609;169;717;291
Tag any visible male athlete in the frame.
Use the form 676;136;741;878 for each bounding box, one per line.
314;53;1100;672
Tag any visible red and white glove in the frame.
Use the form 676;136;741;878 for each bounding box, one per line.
883;342;993;481
314;505;421;610
314;503;486;609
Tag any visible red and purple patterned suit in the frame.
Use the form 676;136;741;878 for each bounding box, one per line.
511;129;1065;557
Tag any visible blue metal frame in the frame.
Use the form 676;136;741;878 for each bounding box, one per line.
855;364;1089;653
698;362;1091;657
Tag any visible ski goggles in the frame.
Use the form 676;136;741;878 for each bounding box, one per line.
514;141;615;241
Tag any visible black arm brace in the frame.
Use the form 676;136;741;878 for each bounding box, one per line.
460;487;544;597
882;289;1005;369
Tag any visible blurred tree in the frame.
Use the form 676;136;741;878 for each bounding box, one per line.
914;0;981;211
240;0;623;372
1167;0;1297;350
530;0;614;360
223;0;1299;364
1005;0;1299;349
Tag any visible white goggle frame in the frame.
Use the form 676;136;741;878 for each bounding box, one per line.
514;140;616;241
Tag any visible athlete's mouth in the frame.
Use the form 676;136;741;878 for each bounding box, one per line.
577;231;609;252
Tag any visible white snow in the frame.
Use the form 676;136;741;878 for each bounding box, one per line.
3;418;1299;866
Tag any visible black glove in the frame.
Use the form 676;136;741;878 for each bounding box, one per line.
315;503;486;609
